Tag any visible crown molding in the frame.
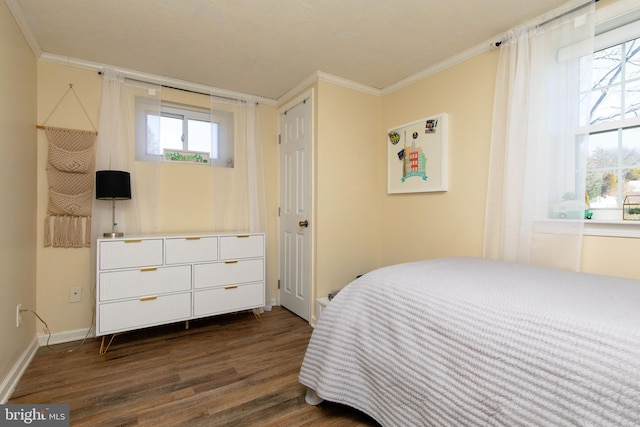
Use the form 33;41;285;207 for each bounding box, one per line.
316;71;381;96
381;40;492;96
277;72;320;106
5;0;42;57
278;71;381;106
39;53;277;105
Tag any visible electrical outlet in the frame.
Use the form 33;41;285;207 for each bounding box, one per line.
70;287;82;303
16;304;22;327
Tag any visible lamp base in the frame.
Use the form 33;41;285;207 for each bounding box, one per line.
103;232;124;238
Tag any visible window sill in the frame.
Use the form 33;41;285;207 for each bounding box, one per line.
584;220;640;238
533;219;640;238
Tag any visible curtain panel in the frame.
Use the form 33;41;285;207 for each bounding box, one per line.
484;2;595;271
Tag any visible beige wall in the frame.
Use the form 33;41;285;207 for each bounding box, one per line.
582;235;640;278
35;61;279;337
0;0;37;393
314;81;382;299
379;52;498;266
36;63;101;334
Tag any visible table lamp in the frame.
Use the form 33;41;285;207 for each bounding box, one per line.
96;170;131;238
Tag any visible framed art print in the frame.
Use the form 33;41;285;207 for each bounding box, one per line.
387;113;448;194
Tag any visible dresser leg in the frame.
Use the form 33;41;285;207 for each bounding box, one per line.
185;320;189;330
99;334;118;355
252;308;262;321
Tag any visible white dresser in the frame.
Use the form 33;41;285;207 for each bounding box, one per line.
96;232;265;337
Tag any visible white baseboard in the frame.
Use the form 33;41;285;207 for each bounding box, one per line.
37;327;93;347
0;336;38;403
34;304;281;348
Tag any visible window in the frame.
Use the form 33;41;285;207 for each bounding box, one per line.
583;24;640;219
136;99;234;167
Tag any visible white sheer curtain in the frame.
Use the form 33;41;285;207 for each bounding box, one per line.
246;104;267;233
209;98;267;233
91;70;161;242
484;1;595;271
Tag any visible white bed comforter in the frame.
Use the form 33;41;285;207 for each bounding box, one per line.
299;257;640;427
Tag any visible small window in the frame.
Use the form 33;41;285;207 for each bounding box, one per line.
135;99;234;167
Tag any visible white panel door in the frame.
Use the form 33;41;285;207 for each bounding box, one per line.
279;98;312;321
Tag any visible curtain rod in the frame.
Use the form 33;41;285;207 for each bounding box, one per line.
492;0;598;48
97;71;256;104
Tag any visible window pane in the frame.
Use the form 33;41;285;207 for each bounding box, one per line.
188;119;219;158
587;130;619;208
622;125;640;197
625;79;640;119
591;85;622;124
160;115;183;152
592;44;622;89
625;38;640;81
588;130;619;168
588;169;620;208
622;126;640;167
623;168;640;194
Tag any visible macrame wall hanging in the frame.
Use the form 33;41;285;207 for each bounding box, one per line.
39;84;97;248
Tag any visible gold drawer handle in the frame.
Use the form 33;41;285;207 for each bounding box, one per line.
224;285;238;290
236;235;250;238
186;237;201;241
225;260;238;264
124;239;142;243
140;267;157;272
140;296;157;301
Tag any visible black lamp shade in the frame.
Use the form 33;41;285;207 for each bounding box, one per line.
96;170;131;200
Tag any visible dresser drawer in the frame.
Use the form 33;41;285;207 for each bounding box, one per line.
165;236;218;264
99;239;163;270
99;265;191;301
219;235;264;260
98;293;191;335
193;259;264;289
193;282;264;317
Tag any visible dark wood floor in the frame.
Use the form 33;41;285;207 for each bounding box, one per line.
9;307;379;427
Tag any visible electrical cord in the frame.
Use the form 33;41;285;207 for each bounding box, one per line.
20;308;94;353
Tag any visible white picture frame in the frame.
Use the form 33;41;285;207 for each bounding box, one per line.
387;113;448;194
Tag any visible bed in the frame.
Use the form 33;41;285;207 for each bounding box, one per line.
299;257;640;427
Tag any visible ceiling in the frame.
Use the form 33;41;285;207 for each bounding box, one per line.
8;0;573;100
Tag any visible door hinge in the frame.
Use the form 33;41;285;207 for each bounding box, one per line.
277;279;281;290
278;134;281;144
278;207;281;217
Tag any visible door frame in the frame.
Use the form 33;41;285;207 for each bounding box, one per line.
276;88;315;322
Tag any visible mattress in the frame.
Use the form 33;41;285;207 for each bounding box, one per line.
299;257;640;426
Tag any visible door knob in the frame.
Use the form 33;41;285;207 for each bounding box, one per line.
299;220;309;228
